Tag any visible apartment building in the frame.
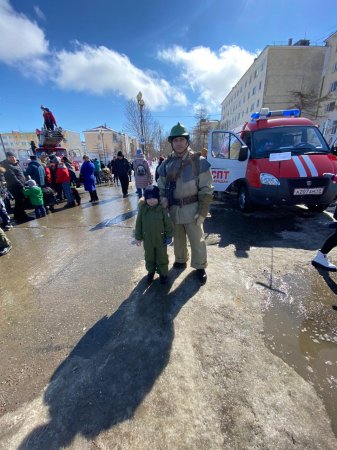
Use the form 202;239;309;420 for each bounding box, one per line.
318;31;337;144
83;125;137;163
220;41;325;130
0;131;38;160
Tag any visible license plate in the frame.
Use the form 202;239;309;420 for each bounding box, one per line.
293;188;324;195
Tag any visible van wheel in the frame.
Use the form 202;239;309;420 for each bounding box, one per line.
238;186;253;212
306;204;329;213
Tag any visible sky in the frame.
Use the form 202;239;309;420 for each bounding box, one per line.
0;0;336;139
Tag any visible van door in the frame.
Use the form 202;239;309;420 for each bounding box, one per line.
207;131;249;192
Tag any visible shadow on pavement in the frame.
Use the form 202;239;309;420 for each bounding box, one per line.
90;209;138;231
18;271;200;450
314;266;337;296
205;201;335;253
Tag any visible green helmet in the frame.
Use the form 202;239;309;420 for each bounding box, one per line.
168;122;189;142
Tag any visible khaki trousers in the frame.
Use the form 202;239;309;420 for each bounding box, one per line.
173;222;207;269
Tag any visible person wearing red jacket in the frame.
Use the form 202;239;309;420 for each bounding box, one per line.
41;105;57;131
55;161;75;207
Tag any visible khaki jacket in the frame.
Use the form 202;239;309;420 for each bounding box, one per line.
157;150;213;224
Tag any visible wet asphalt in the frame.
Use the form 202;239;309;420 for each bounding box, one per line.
1;183;337;447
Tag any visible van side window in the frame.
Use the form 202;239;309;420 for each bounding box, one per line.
211;132;242;160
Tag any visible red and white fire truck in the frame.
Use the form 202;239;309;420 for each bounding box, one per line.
207;108;337;212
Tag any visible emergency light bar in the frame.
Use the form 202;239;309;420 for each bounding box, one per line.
251;108;301;121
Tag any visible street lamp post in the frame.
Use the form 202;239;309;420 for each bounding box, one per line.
136;91;145;156
100;129;107;165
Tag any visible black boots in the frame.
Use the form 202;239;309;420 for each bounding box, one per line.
147;272;155;283
160;275;168;284
173;262;187;269
196;269;207;284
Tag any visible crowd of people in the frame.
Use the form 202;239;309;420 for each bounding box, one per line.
1;124;215;288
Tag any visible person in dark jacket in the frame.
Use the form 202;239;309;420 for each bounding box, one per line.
0;152;33;222
0;166;12;230
115;151;131;197
155;155;165;182
25;155;45;187
110;156;119;186
80;155;99;203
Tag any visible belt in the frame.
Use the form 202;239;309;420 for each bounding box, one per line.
172;194;198;206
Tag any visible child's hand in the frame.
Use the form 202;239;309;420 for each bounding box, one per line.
163;237;173;245
136;240;142;246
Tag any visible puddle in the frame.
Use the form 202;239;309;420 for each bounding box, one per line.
262;272;337;437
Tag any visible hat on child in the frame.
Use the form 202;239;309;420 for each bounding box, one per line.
117;151;123;157
26;179;37;187
144;185;160;201
6;151;16;157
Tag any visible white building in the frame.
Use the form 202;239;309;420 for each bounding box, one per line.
318;31;337;145
220;40;325;130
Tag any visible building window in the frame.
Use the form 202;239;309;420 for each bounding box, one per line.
330;81;337;92
250;103;255;112
256;99;260;107
333;62;337;72
248;92;250;99
259;81;262;90
254;69;258;79
332;120;337;134
326;101;336;112
252;87;256;95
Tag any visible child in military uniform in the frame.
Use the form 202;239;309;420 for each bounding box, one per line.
135;185;173;284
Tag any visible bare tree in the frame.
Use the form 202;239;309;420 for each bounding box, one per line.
159;131;172;157
290;90;331;120
192;106;209;150
123;100;161;159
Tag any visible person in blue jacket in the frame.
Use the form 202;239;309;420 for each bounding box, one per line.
80;155;99;203
25;155;45;187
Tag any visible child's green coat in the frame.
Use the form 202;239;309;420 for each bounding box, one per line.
135;199;173;275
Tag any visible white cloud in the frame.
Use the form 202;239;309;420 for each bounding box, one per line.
54;44;188;109
0;0;49;64
158;44;258;108
34;5;46;21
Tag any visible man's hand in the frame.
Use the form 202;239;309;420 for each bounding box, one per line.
135;240;142;246
194;214;205;226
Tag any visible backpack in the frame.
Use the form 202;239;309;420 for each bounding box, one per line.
136;163;146;176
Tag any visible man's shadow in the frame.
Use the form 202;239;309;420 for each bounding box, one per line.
19;272;200;449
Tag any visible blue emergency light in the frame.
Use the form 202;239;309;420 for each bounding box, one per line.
251;108;301;121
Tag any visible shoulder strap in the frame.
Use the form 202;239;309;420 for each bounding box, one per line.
190;153;200;177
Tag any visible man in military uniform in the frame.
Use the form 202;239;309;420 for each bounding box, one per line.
157;123;213;283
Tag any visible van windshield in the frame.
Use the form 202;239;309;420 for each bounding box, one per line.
251;126;329;158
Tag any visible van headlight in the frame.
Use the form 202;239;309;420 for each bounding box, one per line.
260;173;280;186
